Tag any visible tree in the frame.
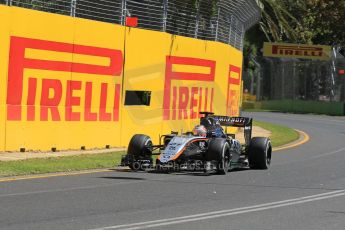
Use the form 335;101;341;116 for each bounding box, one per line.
247;0;345;50
243;0;305;100
303;0;345;45
257;0;303;42
244;0;306;62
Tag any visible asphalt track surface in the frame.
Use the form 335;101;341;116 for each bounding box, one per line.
1;112;345;230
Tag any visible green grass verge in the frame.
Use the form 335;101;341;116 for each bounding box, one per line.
0;121;299;177
0;152;125;177
254;120;299;147
243;108;276;112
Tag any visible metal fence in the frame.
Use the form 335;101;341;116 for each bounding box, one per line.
1;0;261;50
244;53;345;102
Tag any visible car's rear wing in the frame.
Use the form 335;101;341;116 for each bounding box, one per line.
214;116;252;145
200;112;253;145
213;116;252;127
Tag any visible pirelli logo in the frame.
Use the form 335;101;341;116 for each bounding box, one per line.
163;56;216;120
226;65;241;116
263;42;331;60
7;36;123;122
6;37;242;123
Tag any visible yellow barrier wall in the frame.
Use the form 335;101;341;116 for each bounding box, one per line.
0;5;10;151
0;6;243;151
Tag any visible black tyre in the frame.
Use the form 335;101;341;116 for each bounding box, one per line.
248;137;272;169
205;138;230;174
128;161;141;171
127;134;153;171
127;134;153;157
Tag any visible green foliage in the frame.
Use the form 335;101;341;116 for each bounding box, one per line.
244;0;303;63
259;0;303;42
245;0;345;69
303;0;345;45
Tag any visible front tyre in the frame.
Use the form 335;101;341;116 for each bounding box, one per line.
206;138;230;175
248;137;272;169
128;161;141;171
127;134;153;157
127;134;153;171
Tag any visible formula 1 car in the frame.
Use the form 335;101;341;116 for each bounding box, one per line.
120;112;272;174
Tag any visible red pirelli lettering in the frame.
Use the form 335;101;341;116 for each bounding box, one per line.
190;87;198;119
226;65;241;116
66;80;82;121
99;83;112;121
7;36;123;121
27;78;37;121
178;87;189;120
84;82;98;121
40;79;62;121
163;56;216;120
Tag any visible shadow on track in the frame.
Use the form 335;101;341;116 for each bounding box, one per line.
100;176;146;180
111;166;252;177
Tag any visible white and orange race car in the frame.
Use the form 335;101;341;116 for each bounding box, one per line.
121;112;272;174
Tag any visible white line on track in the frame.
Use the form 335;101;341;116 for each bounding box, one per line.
311;146;345;159
90;190;345;230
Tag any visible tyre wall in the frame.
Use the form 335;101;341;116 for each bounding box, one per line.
0;5;243;151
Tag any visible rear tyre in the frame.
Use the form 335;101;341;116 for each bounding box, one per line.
127;134;153;171
128;134;153;156
205;138;230;175
248;137;272;169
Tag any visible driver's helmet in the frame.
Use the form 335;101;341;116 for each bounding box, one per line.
193;125;207;137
